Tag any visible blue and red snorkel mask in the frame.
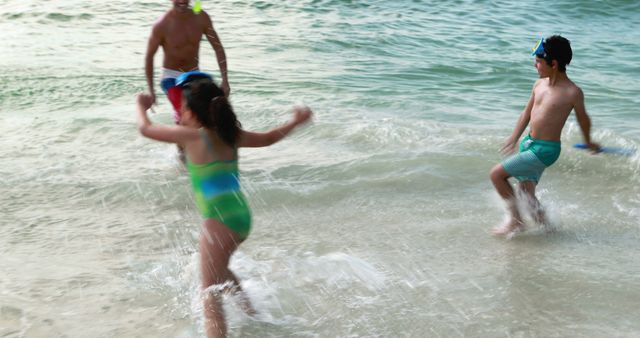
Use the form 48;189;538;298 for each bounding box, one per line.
176;71;213;88
164;71;213;123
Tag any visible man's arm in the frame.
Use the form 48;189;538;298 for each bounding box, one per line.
573;87;600;152
201;12;230;96
145;24;163;104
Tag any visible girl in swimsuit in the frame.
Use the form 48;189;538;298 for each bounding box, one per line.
136;72;312;337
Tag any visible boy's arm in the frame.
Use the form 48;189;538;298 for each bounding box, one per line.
238;106;312;148
145;24;162;104
573;88;600;152
501;85;535;154
201;12;229;96
136;94;198;144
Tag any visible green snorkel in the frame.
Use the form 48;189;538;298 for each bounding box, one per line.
193;0;202;14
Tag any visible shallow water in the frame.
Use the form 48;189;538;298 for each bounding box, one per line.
1;0;640;337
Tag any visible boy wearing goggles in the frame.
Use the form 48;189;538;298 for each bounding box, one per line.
490;35;600;236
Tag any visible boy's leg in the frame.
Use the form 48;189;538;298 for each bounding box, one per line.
490;163;524;234
518;181;550;228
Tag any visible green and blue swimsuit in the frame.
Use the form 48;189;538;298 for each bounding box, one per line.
187;131;252;240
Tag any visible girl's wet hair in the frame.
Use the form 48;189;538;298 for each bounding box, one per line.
183;79;241;146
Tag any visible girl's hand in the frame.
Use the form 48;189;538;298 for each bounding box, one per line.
292;105;313;125
137;93;154;111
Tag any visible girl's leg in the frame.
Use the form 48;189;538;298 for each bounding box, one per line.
224;270;257;316
200;219;241;338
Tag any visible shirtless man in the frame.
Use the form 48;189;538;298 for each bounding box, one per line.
145;0;229;124
489;35;600;236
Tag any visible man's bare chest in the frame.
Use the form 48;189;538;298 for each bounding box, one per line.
164;23;202;46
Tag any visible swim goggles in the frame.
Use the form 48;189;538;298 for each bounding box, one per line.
193;0;202;14
531;37;547;57
176;71;213;88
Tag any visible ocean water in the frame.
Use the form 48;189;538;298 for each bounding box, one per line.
1;0;640;337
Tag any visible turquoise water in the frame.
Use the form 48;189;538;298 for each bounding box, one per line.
1;1;639;337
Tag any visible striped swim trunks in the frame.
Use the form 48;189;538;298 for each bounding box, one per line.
501;135;561;183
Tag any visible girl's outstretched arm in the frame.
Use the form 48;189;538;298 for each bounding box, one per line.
136;93;198;144
238;105;312;148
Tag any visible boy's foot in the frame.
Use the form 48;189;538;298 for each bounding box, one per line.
492;220;524;236
505;226;524;240
541;221;557;233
